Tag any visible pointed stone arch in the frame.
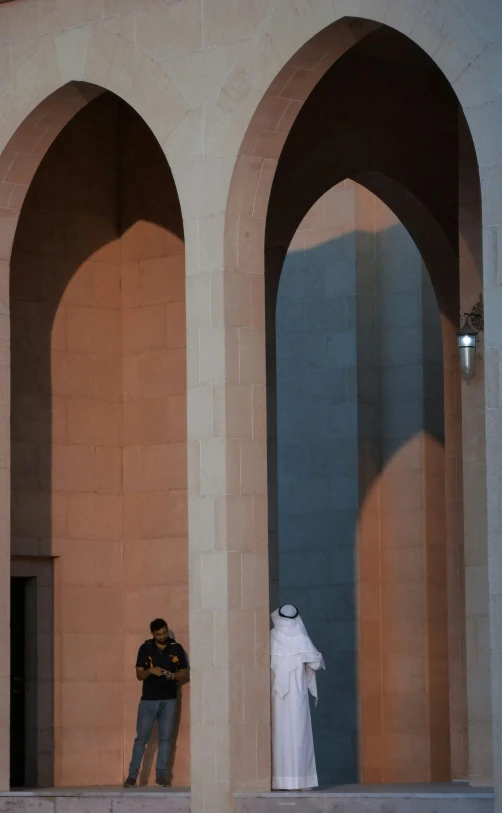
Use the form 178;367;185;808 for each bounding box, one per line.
206;2;498;809
0;52;190;789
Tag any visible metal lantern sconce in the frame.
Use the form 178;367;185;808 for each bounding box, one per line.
457;295;484;382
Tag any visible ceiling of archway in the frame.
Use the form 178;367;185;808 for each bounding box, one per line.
266;24;460;260
350;26;439;69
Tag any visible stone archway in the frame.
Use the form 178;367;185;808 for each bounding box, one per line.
2;82;189;789
0;19;193;792
259;33;484;774
209;6;492;810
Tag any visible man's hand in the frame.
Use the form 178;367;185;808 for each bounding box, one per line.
136;665;188;681
136;665;165;681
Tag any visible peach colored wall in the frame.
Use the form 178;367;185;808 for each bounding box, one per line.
10;94;188;787
442;310;469;781
120;101;189;788
11;95;123;786
424;433;451;781
355;187;450;783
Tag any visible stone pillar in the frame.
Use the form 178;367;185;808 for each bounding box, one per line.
0;257;9;792
471;89;502;811
483;197;502;805
458;117;492;785
181;164;271;813
0;153;12;792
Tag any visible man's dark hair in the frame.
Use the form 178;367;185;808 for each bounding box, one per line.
150;618;168;632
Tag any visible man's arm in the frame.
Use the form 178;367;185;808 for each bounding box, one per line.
174;667;190;686
135;645;164;681
136;665;164;681
175;646;190;685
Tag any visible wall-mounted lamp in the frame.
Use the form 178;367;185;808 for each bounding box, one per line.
457;295;484;382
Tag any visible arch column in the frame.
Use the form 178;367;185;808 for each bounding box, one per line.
458;119;491;786
482;163;502;806
176;159;271;813
0;224;9;792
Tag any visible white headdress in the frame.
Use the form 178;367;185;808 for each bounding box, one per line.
270;605;324;700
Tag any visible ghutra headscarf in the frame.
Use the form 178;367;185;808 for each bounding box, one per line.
270;604;324;701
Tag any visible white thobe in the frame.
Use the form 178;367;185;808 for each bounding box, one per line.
271;660;323;790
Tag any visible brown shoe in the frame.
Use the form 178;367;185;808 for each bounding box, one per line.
123;776;136;788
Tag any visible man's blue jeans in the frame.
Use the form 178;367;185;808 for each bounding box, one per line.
128;699;177;780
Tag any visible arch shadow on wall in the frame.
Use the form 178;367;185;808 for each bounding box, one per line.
271;182;448;785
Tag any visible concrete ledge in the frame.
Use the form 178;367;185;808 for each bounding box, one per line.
0;789;191;813
0;789;191;796
234;786;494;813
0;785;494;813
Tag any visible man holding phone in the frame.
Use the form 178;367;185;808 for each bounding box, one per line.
123;618;189;788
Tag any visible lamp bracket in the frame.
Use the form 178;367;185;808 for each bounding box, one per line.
460;294;484;334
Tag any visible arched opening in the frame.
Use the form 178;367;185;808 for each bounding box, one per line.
226;17;484;789
274;180;447;785
8;86;188;788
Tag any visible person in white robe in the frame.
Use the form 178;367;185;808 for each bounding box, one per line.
270;604;325;791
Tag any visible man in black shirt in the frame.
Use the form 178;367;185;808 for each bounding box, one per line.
123;618;189;787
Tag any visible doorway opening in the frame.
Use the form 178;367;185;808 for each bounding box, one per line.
10;577;28;788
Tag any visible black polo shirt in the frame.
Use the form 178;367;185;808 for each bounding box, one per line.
136;639;188;701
